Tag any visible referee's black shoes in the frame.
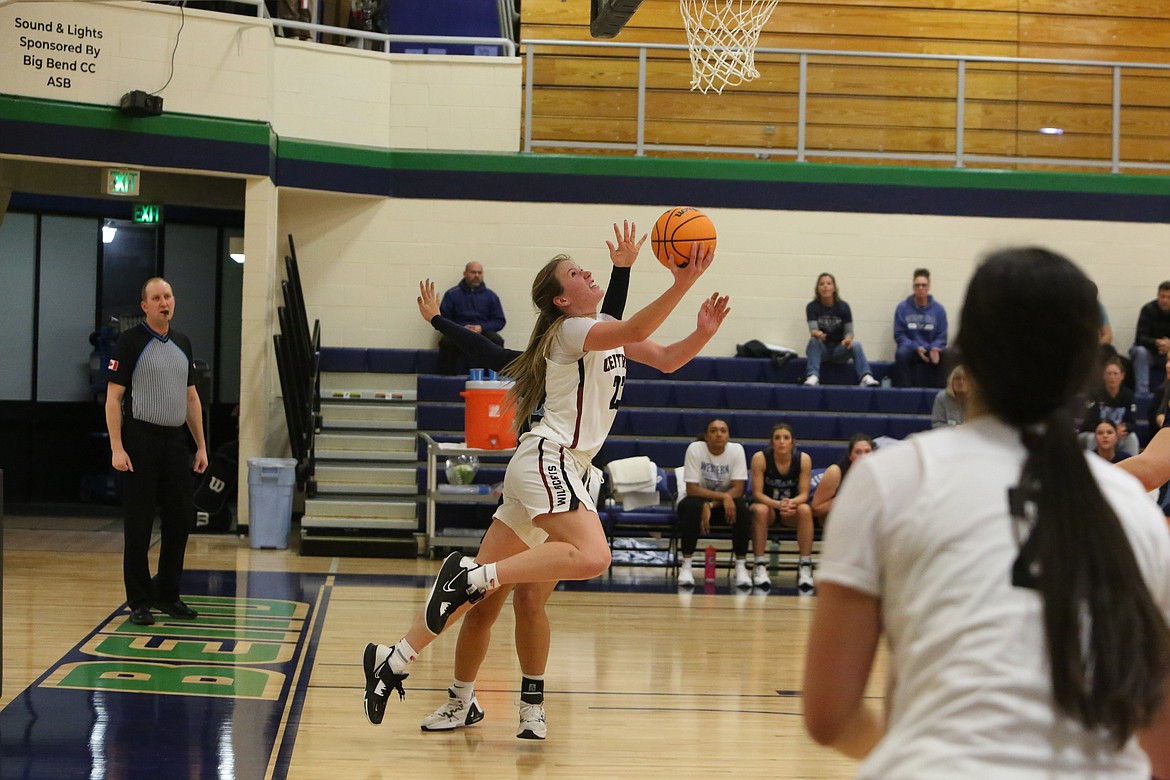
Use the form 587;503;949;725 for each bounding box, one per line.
155;599;199;619
129;606;155;626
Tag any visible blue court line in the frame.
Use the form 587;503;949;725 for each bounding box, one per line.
270;575;333;780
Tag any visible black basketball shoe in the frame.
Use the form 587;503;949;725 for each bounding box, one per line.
424;552;487;636
362;643;408;725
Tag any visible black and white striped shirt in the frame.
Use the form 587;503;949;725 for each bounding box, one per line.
108;324;195;427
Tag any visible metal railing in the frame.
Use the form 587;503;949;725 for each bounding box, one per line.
156;0;516;57
521;38;1170;173
272;18;516;57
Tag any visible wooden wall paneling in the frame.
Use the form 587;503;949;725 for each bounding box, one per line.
804;63;1018;100
757;34;1021;57
1019;71;1118;104
643;120;801;148
1019;13;1170;50
1119;135;1170;162
1018;42;1170;63
642;88;798;113
1121;73;1170;109
531;116;639;144
1020;0;1170;20
774;6;1020;43
1118;106;1170;138
598;1;1020;42
532;89;642;119
520;0;1170;169
1018;102;1115;134
789;0;1019;10
1016;132;1112;160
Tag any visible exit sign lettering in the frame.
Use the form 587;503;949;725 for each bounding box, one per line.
134;204;162;223
104;168;140;196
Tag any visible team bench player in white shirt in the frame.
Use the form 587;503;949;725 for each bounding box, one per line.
362;237;730;730
803;247;1170;779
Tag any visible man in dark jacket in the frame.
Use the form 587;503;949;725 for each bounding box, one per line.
1129;281;1170;394
438;262;507;375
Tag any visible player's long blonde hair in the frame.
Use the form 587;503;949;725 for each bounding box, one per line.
502;255;571;431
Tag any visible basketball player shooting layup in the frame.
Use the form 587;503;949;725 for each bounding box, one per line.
363;235;729;729
412;220;642;740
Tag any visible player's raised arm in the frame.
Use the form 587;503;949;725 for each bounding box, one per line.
624;291;730;373
584;241;714;352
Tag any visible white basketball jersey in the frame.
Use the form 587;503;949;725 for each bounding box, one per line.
527;314;626;466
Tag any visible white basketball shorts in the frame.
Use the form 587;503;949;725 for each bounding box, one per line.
494;434;600;549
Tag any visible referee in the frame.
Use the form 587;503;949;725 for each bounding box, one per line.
105;277;208;626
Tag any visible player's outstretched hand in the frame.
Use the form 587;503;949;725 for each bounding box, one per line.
697;292;730;337
670;241;715;287
417;279;441;322
606;220;647;268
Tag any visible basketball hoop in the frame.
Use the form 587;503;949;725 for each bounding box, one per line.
679;0;779;94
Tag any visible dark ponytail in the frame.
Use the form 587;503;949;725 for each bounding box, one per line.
958;247;1170;746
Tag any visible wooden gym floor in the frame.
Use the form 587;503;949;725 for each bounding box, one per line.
0;513;884;779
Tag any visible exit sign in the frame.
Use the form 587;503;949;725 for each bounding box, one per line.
134;203;162;224
104;168;140;196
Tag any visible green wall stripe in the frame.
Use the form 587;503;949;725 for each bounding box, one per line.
277;138;393;169
385;151;1170;196
0;94;272;147
4;91;1170;198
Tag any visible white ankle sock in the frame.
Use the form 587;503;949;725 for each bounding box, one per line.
451;678;475;701
390;638;417;673
799;556;812;565
468;561;499;592
755;555;769;566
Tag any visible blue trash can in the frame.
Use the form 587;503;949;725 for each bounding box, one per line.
247;457;297;549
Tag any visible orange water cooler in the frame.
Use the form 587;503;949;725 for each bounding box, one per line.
461;380;517;449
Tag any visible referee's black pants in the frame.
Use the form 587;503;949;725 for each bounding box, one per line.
121;420;195;609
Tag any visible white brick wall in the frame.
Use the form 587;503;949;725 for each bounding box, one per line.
275;195;1170;364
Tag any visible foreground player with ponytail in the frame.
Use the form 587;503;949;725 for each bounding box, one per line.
363;238;729;729
803;247;1170;778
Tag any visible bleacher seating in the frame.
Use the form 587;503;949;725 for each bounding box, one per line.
414;369;937;476
319;346;1158;574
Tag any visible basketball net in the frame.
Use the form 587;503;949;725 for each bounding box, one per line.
679;0;779;94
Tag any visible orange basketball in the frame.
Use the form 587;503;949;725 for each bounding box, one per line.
651;207;717;268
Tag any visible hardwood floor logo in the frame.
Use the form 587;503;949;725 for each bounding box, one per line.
41;596;308;700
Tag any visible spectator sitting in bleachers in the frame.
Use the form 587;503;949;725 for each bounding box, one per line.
1092;419;1129;464
803;273;879;388
750;423;815;593
1128;280;1170;394
811;433;876;523
1079;356;1138;457
931;365;969;429
437;262;507;376
892;268;948;388
676;418;751;589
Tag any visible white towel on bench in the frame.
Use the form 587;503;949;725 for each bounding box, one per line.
606;456;659;510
